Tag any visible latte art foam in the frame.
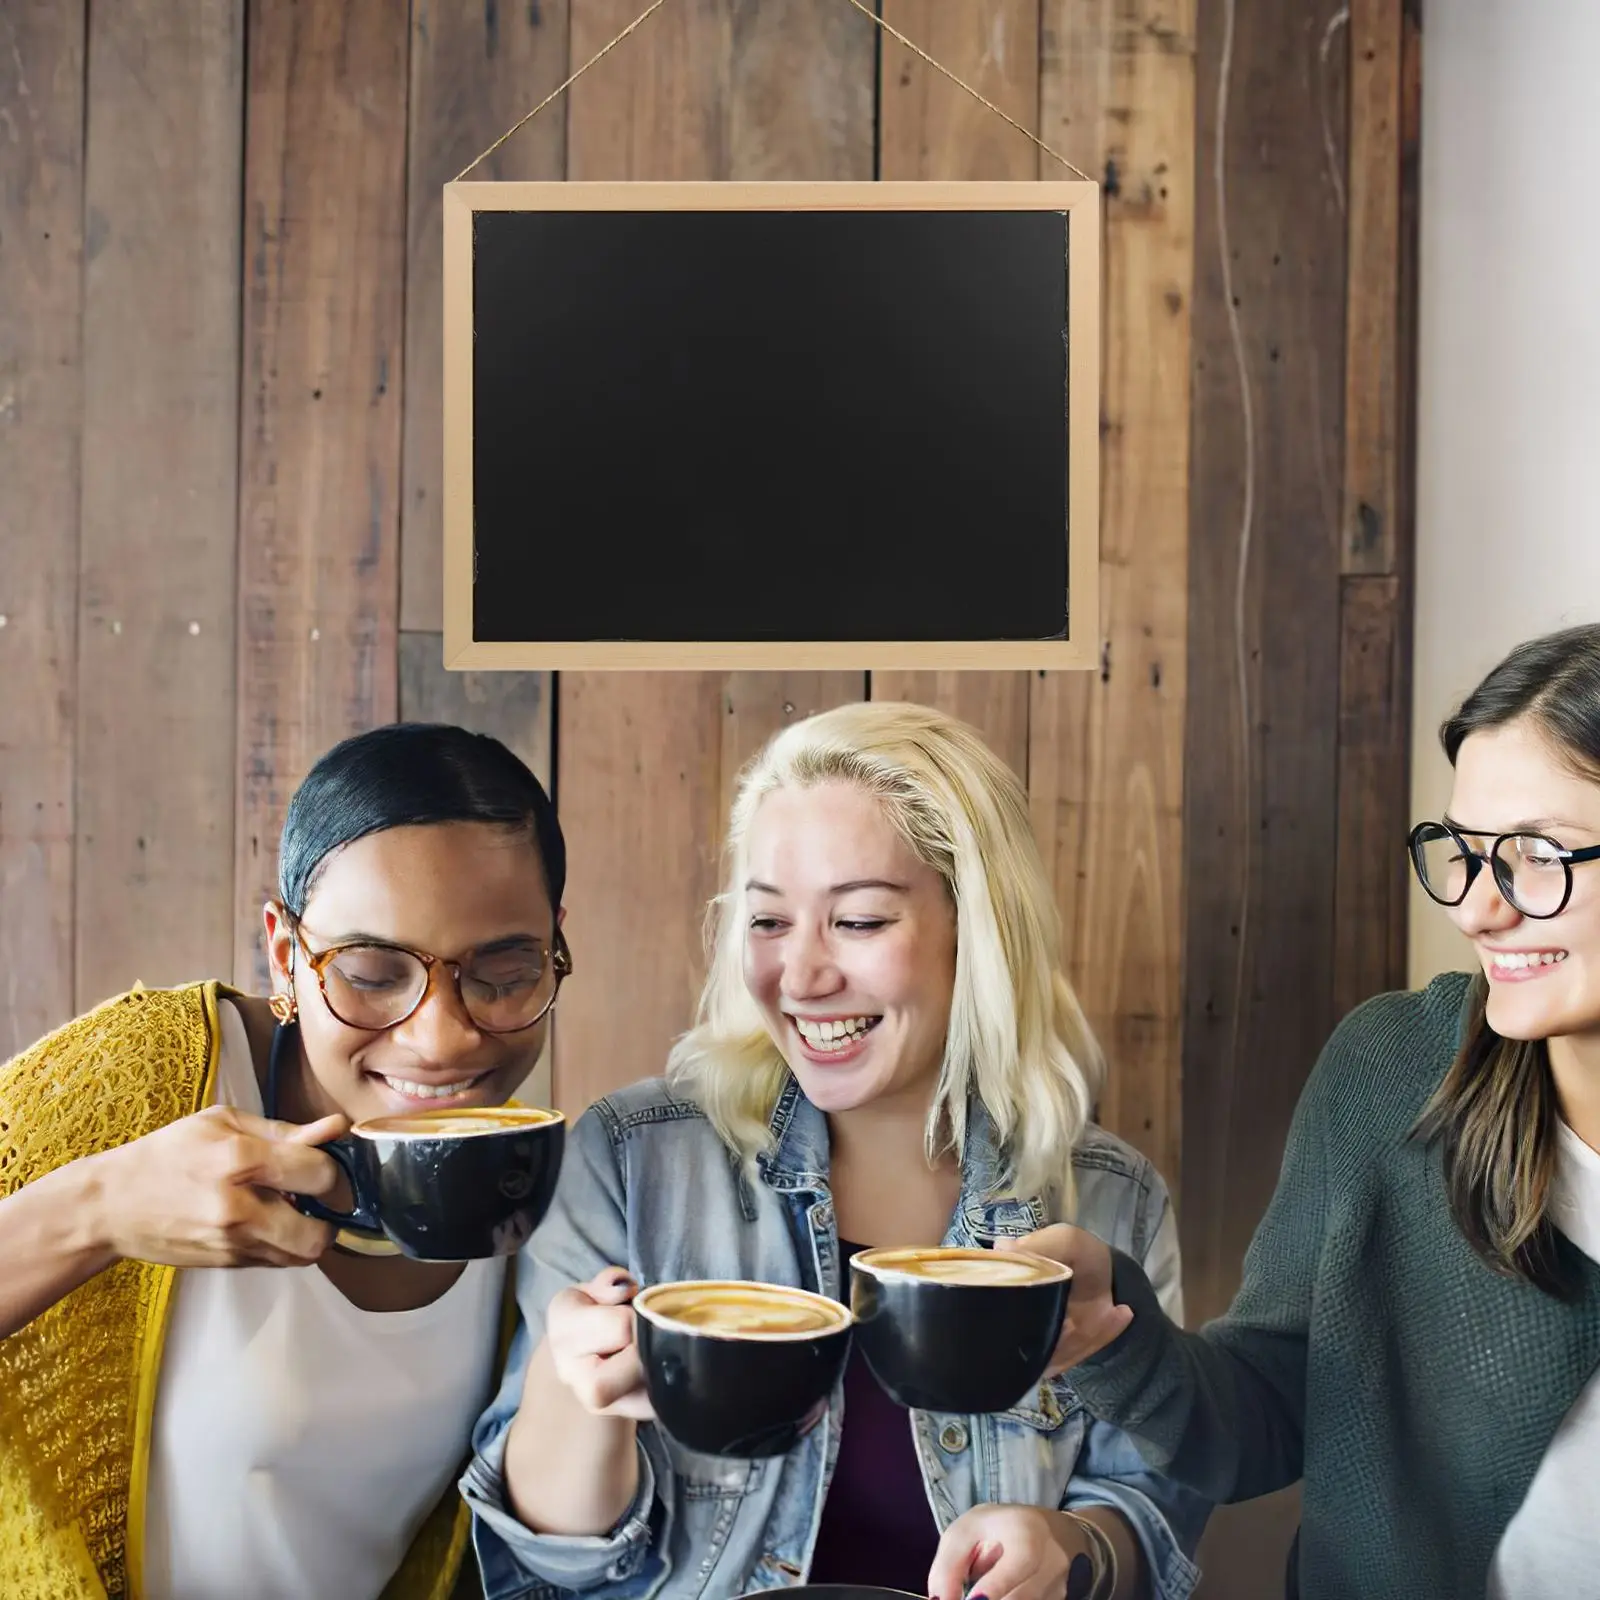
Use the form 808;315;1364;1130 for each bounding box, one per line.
637;1282;851;1339
357;1106;560;1139
853;1246;1068;1286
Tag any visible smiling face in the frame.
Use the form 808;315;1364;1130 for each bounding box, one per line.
1442;718;1600;1051
264;820;559;1125
740;781;957;1117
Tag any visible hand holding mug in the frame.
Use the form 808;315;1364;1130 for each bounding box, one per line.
93;1104;346;1270
997;1224;1131;1373
546;1267;656;1421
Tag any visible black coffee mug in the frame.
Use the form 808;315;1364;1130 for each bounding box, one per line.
849;1244;1071;1413
293;1106;565;1261
633;1279;854;1458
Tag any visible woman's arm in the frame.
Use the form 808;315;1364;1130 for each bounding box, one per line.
1057;1182;1210;1600
465;1105;664;1596
1054;1026;1345;1506
501;1280;646;1534
0;1107;343;1339
0;1154;118;1338
1069;1505;1150;1599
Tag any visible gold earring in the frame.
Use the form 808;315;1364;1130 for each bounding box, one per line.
268;991;298;1024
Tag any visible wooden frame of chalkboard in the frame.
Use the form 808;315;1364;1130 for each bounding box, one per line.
441;181;1100;670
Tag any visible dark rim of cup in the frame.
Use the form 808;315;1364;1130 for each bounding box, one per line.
634;1280;856;1342
849;1245;1072;1286
350;1107;566;1141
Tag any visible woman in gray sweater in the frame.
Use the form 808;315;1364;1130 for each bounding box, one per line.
1000;623;1600;1600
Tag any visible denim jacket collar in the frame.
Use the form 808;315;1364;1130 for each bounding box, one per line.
755;1076;1048;1244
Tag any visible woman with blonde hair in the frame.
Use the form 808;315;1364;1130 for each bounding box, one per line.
465;702;1209;1600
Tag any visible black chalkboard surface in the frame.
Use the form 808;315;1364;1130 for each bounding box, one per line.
442;182;1101;669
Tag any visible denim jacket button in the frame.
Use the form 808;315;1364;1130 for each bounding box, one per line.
938;1422;969;1453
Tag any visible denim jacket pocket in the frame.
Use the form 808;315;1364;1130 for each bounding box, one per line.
998;1373;1082;1433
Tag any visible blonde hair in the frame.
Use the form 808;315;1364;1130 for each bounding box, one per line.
665;701;1106;1207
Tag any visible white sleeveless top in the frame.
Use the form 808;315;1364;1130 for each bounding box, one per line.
142;1000;504;1599
1488;1119;1600;1598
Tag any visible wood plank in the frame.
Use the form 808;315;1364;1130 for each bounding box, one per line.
567;0;875;183
1341;0;1402;574
720;674;867;819
554;0;876;1116
1185;2;1361;1589
869;671;1031;787
75;0;243;1012
0;3;84;1056
1028;0;1195;1193
400;0;569;632
875;1;1038;790
552;671;724;1116
234;0;410;991
398;632;556;1108
1334;0;1416;1019
1331;575;1407;1019
1181;0;1349;1339
879;0;1041;179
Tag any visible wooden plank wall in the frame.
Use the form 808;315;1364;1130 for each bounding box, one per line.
1177;1;1418;1592
0;5;1418;1590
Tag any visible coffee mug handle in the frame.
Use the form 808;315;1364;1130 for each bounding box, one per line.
289;1138;381;1234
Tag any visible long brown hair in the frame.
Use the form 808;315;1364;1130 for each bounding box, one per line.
1412;623;1600;1298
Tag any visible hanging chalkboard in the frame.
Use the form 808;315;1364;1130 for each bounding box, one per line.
442;182;1100;669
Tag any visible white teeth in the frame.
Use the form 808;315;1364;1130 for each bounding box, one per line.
792;1015;878;1051
382;1073;482;1100
1489;951;1567;971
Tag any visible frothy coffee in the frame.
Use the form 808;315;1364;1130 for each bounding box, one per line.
637;1281;852;1339
853;1245;1069;1286
357;1106;561;1140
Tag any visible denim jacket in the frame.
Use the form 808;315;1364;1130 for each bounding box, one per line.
464;1077;1210;1599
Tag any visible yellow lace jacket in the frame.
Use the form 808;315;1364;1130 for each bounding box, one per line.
0;981;507;1600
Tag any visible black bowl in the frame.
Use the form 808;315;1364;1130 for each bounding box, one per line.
849;1245;1071;1413
633;1280;854;1458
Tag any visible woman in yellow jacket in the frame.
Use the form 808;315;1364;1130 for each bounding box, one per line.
0;722;569;1600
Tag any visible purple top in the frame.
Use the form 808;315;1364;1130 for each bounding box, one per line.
807;1240;942;1592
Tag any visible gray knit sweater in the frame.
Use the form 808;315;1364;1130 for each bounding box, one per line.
1070;971;1600;1600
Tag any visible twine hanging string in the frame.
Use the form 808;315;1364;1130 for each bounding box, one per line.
453;0;1094;185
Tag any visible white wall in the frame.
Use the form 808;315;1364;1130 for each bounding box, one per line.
1409;0;1600;986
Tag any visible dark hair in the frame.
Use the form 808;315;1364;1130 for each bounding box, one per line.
1414;622;1600;1298
278;723;566;917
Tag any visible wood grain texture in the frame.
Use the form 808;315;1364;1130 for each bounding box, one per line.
1341;0;1402;575
879;0;1041;179
397;631;556;1108
75;0;243;1011
401;0;570;632
554;0;877;1116
870;672;1031;787
234;0;409;989
0;2;84;1056
1028;0;1195;1191
720;674;867;818
552;671;725;1114
1333;0;1418;1022
1181;0;1350;1331
875;1;1038;793
1332;575;1408;1020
